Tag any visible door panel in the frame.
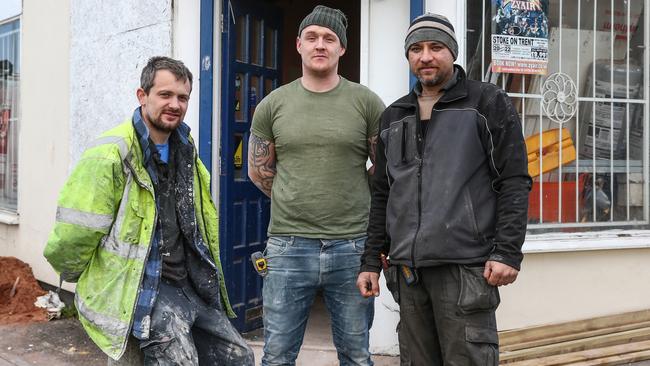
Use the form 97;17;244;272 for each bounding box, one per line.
220;0;281;332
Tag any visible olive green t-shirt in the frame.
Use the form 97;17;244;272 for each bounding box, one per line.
250;77;385;238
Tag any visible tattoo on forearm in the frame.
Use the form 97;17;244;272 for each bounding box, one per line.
368;135;378;163
368;135;378;175
248;135;276;197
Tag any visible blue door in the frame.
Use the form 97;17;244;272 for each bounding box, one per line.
220;0;281;332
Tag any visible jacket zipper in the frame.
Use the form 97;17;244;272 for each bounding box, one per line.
409;106;426;268
411;160;423;268
121;158;157;354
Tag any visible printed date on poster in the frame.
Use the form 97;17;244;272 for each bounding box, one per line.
491;34;548;74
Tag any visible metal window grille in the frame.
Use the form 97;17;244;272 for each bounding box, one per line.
465;0;649;232
0;19;20;212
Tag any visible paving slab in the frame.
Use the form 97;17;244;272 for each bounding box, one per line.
0;319;105;365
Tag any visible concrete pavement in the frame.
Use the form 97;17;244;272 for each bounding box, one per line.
0;294;399;365
0;319;398;366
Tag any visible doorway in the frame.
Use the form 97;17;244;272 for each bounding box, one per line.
218;0;361;332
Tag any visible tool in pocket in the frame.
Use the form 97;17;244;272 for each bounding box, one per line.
400;265;418;286
250;251;268;277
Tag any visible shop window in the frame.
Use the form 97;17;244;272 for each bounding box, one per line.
0;18;20;212
466;0;649;234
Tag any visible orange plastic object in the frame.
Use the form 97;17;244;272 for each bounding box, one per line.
528;179;585;223
525;128;576;178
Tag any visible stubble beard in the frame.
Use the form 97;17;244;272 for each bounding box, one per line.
418;68;452;88
419;74;443;88
145;111;180;134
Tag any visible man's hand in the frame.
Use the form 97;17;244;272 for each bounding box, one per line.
483;260;519;286
356;272;380;298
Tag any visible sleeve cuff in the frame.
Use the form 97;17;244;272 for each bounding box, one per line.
359;263;382;274
488;251;521;271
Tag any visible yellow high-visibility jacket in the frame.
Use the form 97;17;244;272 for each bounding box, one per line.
44;119;234;360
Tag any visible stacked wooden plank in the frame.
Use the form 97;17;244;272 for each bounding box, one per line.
500;310;650;365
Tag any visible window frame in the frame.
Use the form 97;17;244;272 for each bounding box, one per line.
0;14;21;221
452;0;650;251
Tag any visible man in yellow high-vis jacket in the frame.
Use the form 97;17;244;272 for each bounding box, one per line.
44;56;254;365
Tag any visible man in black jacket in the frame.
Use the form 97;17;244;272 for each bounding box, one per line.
357;13;531;365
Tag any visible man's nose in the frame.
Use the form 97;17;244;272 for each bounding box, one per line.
315;37;325;49
420;49;434;62
168;97;181;110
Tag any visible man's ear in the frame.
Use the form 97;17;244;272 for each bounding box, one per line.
296;36;302;54
136;88;147;105
339;47;346;57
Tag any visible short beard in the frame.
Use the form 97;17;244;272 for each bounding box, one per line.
144;111;179;134
150;118;178;133
419;75;443;87
417;67;453;88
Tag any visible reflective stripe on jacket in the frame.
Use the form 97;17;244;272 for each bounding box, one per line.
44;119;234;360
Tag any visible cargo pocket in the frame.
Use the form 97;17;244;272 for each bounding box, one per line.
385;116;417;166
465;325;499;366
123;200;145;243
118;182;146;244
457;265;500;314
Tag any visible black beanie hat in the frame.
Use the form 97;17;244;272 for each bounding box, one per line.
298;5;348;48
405;13;458;60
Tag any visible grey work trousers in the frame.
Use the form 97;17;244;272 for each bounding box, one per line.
139;280;254;366
397;264;500;366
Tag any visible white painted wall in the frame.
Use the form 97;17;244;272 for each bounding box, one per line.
366;0;411;106
0;0;72;288
69;0;173;165
365;0;410;355
173;0;219;190
498;248;650;330
173;0;201;138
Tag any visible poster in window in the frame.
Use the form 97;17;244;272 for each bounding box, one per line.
491;0;549;75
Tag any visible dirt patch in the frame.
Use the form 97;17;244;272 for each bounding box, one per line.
0;256;49;324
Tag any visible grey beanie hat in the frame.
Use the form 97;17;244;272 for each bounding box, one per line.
405;13;458;60
299;5;348;48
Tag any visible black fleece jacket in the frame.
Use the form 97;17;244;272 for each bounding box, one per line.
361;66;532;273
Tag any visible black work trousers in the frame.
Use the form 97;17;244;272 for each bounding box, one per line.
397;264;500;366
139;280;254;366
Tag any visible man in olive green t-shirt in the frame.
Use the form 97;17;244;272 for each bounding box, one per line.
248;5;384;366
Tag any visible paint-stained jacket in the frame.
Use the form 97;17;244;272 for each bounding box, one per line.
361;66;532;273
44;119;234;360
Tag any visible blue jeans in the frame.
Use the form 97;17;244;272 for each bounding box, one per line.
261;236;374;366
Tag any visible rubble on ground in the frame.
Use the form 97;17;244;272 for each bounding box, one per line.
0;256;49;324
